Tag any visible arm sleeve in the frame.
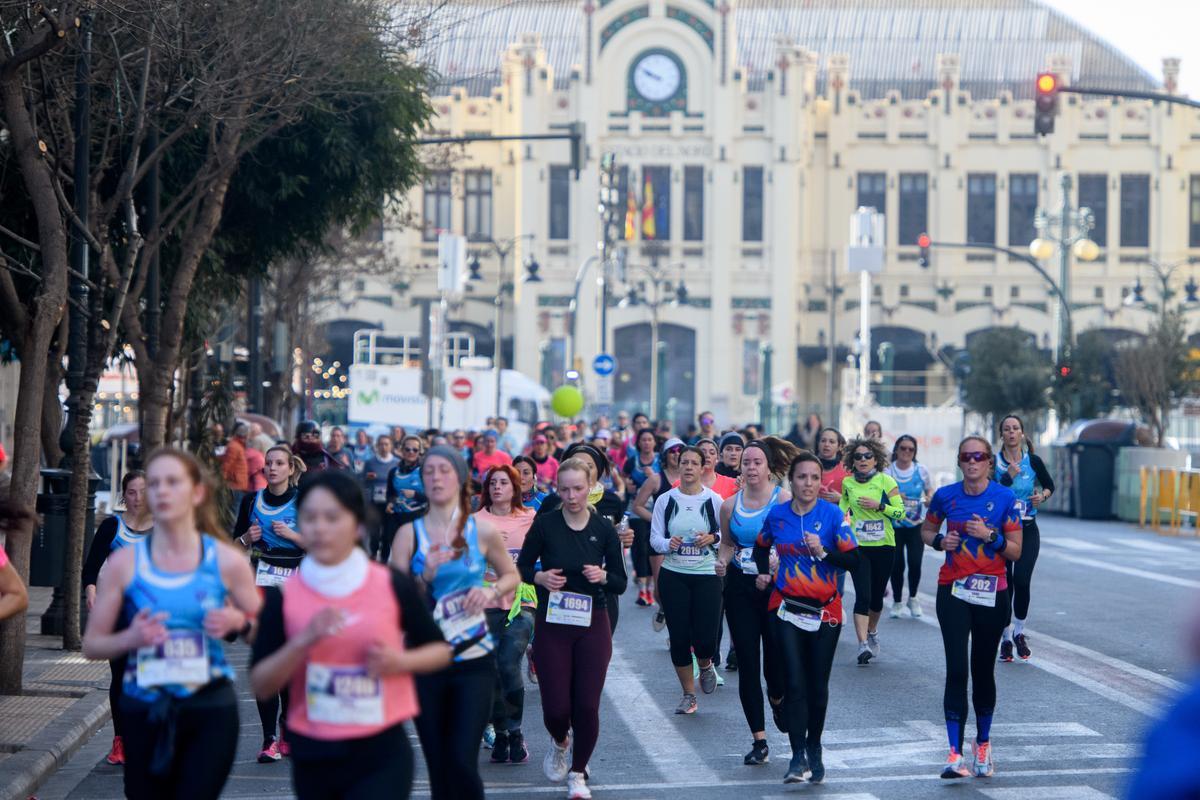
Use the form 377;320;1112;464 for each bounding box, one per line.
839;483;851;514
1030;454;1055;494
649;492;671;554
825;546;860;571
601;520;628;595
249;587;286;667
82;518;118;587
232;494;256;540
391;569;444;646
517;516;546;585
882;479;905;521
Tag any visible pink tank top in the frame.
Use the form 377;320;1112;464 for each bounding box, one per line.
282;562;419;740
475;508;535;608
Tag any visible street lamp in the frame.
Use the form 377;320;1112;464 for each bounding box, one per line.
618;254;689;421
1122;257;1200;317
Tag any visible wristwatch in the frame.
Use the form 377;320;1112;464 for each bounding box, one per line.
987;530;998;544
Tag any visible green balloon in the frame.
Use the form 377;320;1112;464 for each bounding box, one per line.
551;385;585;418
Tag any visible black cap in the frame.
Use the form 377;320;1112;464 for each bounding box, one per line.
295;420;320;437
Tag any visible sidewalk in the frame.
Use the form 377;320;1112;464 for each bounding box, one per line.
0;587;111;800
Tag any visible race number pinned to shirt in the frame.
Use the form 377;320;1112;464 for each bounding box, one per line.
372;485;387;504
734;546;759;575
674;542;706;568
136;630;209;688
255;560;295;588
777;603;821;632
433;588;489;660
305;663;383;726
902;498;922;525
855;518;886;543
546;591;593;626
951;573;999;607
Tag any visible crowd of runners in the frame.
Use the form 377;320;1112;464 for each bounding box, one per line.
0;409;1062;799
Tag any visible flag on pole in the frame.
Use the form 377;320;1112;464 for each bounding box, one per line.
641;175;656;240
625;190;637;240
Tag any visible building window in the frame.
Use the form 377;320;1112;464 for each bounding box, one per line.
900;284;909;298
983;285;993;299
967;173;997;245
1079;173;1107;247
857;172;886;215
1011;286;1020;298
1120;173;1150;247
464;169;493;242
683;166;704;241
422;170;452;242
743;339;760;395
898;173;927;245
642;165;671;240
548;166;570;241
1008;173;1038;247
1190;175;1200;247
742;166;764;242
1094;286;1104;300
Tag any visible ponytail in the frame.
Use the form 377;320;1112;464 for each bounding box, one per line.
744;436;801;483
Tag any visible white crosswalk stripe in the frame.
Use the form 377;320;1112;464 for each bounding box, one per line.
979;787;1115;799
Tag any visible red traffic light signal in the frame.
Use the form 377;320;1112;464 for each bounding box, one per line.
1035;72;1060;136
917;232;931;268
1059;364;1071;378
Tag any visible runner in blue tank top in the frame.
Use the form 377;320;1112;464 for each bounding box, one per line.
84;449;260;800
885;435;933;619
390;445;518;800
715;437;798;767
622;428;661;606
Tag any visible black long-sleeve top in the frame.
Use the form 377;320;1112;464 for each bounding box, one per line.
997;452;1055;495
83;517;120;588
518;508;627;622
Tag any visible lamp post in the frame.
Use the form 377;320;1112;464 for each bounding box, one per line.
617;252;690;420
1124;257;1200;319
1028;172;1099;363
467;234;537;418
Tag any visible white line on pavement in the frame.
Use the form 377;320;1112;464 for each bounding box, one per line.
1121;539;1191;554
979;787;1115;800
1042;551;1200;590
1041;537;1114;553
602;636;722;785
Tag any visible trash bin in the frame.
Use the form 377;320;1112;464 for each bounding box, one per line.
29;468;100;635
1044;420;1143;520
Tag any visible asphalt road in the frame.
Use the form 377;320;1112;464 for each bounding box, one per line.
40;513;1194;800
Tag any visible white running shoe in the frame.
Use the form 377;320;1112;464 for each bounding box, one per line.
566;770;592;799
889;602;903;619
907;597;922;618
543;734;571;783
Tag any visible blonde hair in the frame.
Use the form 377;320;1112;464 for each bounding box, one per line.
266;444;306;488
557;457;592;484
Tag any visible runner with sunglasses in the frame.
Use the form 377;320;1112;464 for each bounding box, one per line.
839;438;904;665
385;437;428;565
885;435;932;618
995;414;1053;662
922;436;1023;779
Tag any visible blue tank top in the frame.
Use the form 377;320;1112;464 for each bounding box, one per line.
249;489;301;552
390;464;426;515
411;516;493;660
627;454;660;491
109;514;149;552
887;463;930;527
995;450;1037;519
729;486;783;548
122;534;234;702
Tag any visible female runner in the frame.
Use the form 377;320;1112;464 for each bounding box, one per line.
389;446;518;800
922;436;1023;779
715;437;796;765
83;449;260;800
816;428;848;503
622;428;660;606
513;455;548;510
250;470;452;800
233;445;306;762
696;438;739;499
384;436;427;564
756;451;858;784
83;470;151;766
634;438;684;631
885;435;932;618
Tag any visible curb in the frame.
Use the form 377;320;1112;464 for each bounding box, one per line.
0;689;111;800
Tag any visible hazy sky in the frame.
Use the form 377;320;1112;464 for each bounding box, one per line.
1043;0;1200;97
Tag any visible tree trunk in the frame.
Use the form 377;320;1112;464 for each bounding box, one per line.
61;396;93;650
40;343;65;468
138;366;171;454
0;70;72;694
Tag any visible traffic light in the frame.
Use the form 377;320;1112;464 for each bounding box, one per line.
1035;72;1059;137
569;121;586;179
1058;362;1072;378
917;232;931;268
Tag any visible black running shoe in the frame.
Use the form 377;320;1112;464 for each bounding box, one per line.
999;639;1014;663
725;649;739;672
807;744;825;783
490;731;510;763
1014;633;1031;660
783;750;809;783
743;739;769;766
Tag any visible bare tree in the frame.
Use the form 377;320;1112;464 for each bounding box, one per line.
1114;311;1194;447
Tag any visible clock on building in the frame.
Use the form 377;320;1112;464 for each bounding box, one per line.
627;49;687;116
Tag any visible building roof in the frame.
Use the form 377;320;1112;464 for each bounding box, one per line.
417;0;1159;99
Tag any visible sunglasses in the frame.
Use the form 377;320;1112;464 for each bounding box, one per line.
959;451;989;463
700;418;714;425
852;451;874;461
402;447;421;454
897;445;915;453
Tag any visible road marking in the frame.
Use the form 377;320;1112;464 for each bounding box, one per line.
1041;537;1113;553
603;636;721;784
762;795;879;800
1122;539;1189;554
1042;551;1200;590
831;741;1136;769
979;787;1115;800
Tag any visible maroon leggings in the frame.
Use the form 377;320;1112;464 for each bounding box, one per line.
532;607;612;772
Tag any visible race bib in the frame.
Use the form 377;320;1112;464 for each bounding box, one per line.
951;573;999;607
902;498;922;525
136;630;209;687
372;485;387;504
777;603;821;632
433;588;489;659
1014;499;1032;520
508;548;521;566
856;518;886;542
305;663;383;726
255;560;295;588
734;546;758;575
545;591;592;626
674;543;706;568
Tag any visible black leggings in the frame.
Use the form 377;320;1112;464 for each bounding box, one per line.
723;569;783;734
256;686;290;743
935;583;1008;752
606;590;620;634
290;724;414;800
658;568;723;667
630;519;653;579
121;681;239;800
1006;519;1040;622
108;655;127;737
890;526;924;601
773;615;841;753
414;658;494;800
850;545;895;616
